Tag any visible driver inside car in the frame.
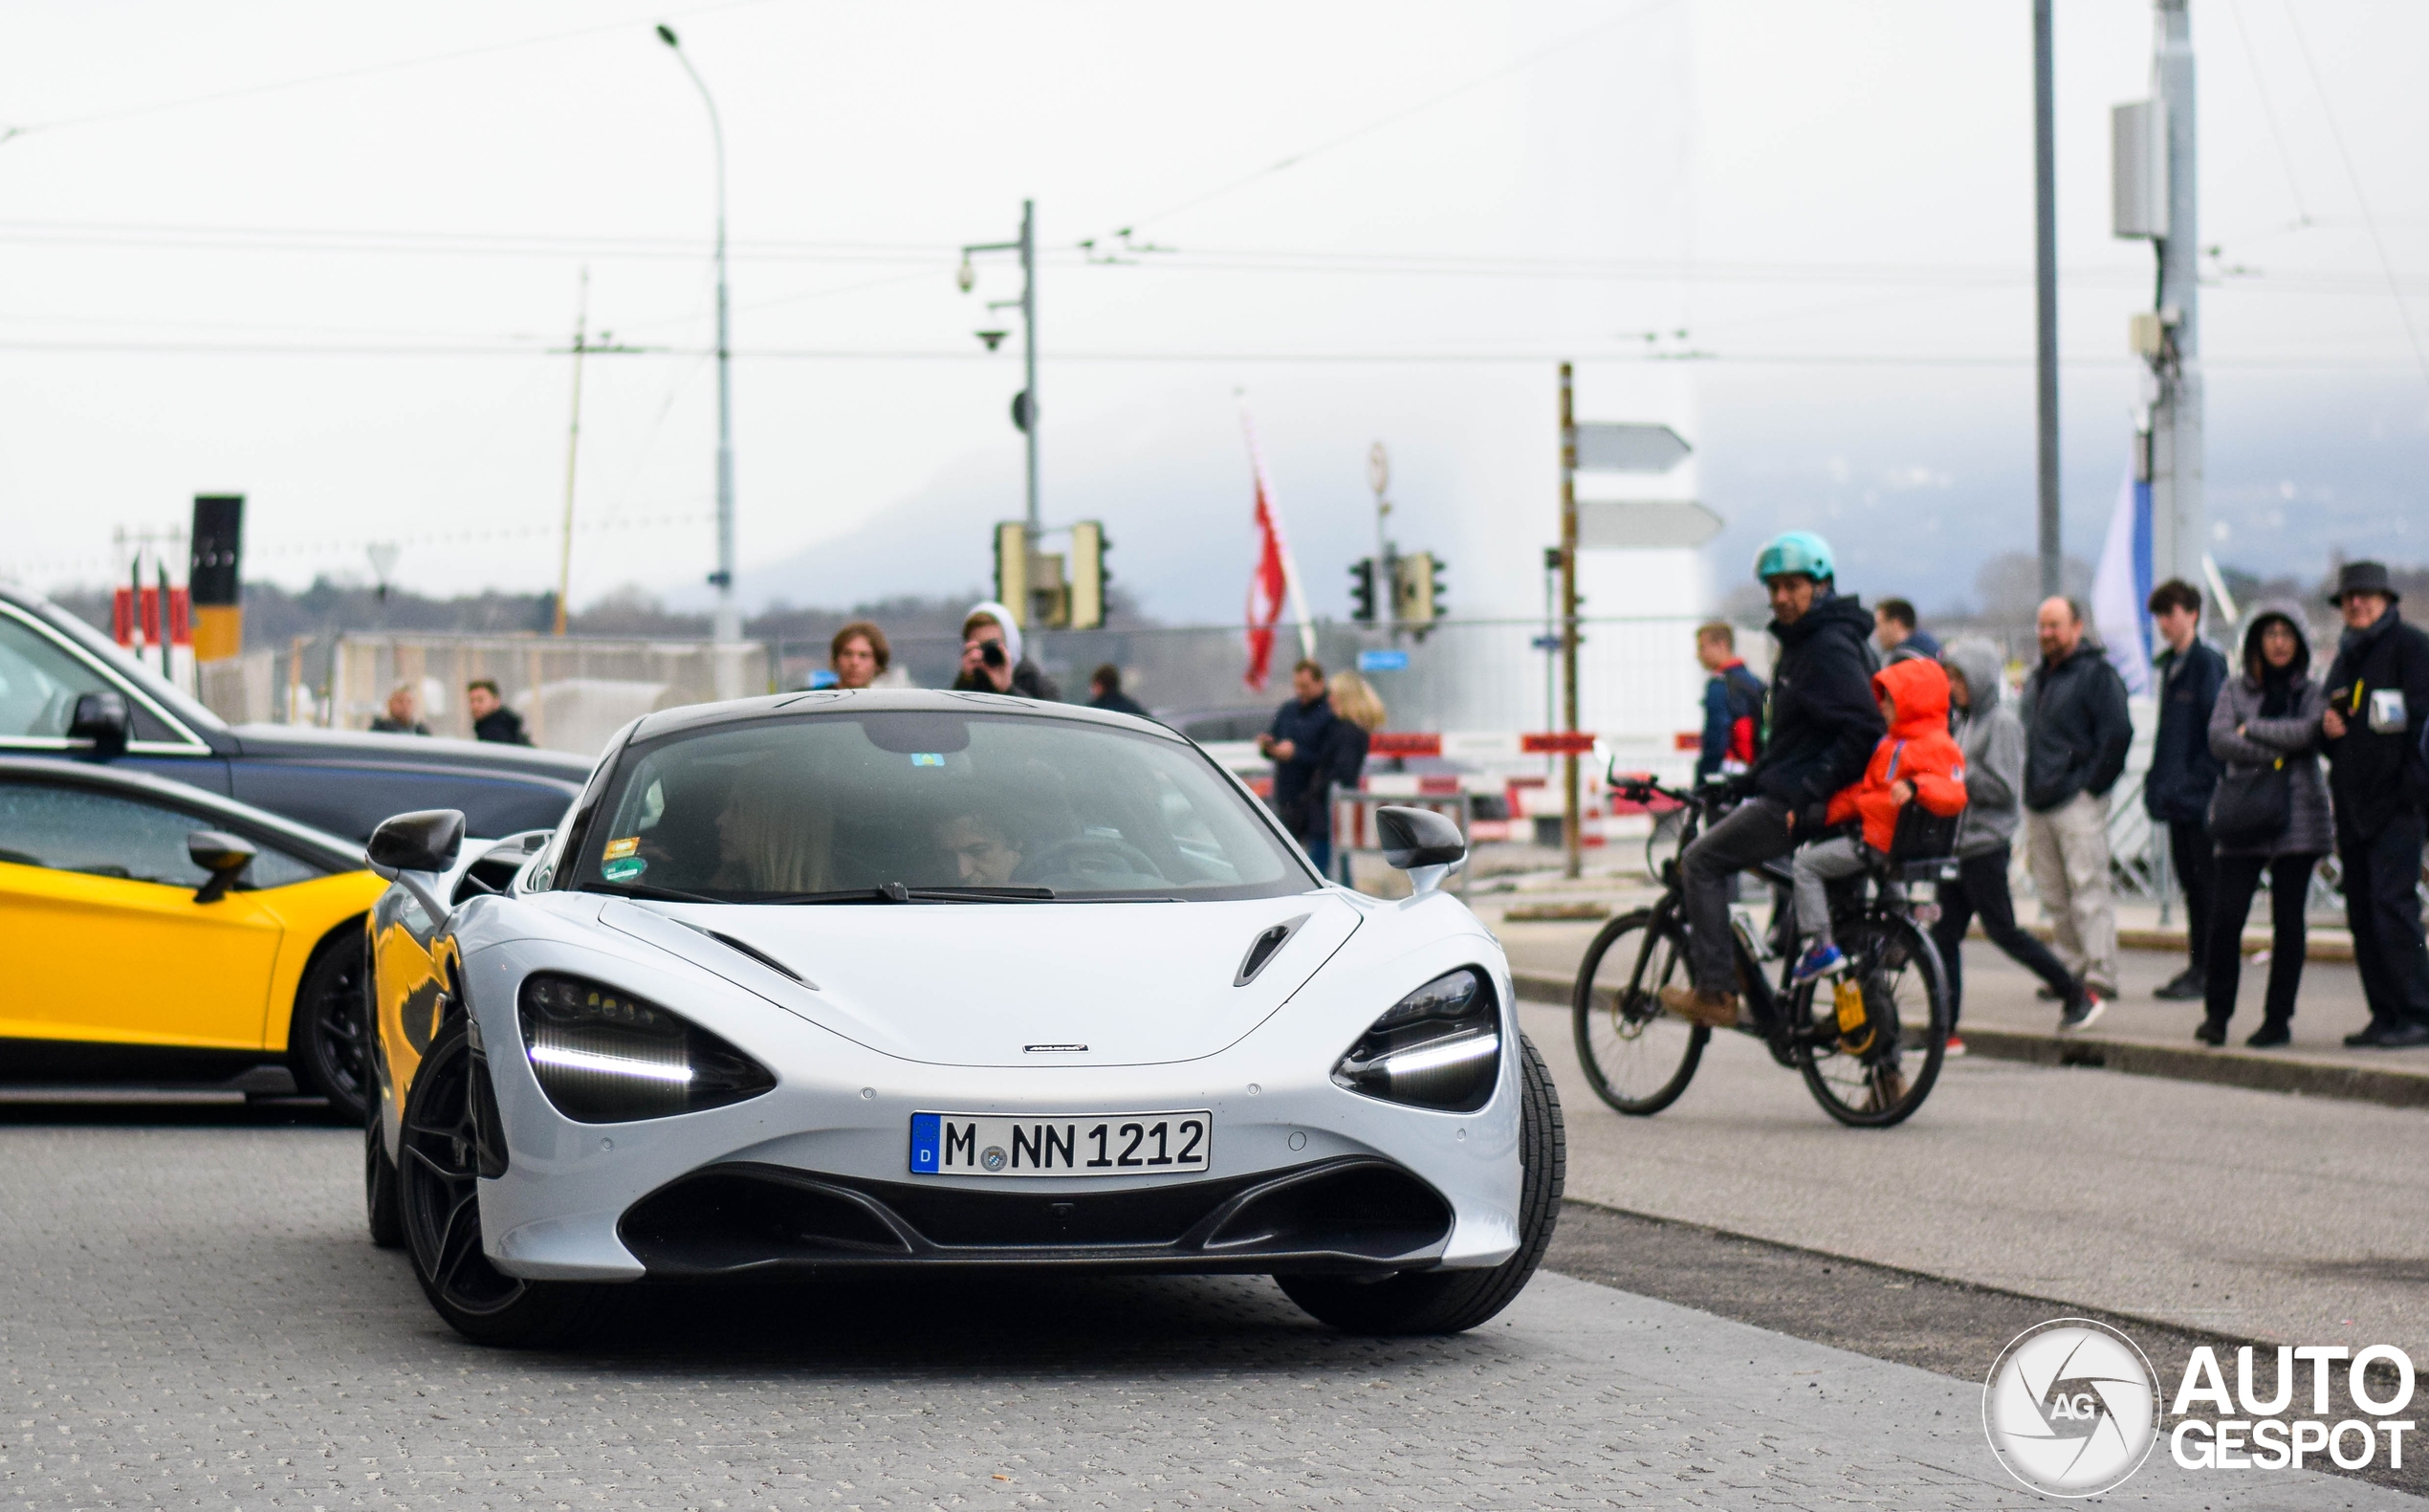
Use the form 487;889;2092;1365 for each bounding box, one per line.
935;807;1026;887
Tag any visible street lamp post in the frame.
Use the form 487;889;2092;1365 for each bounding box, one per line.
960;201;1039;546
656;24;740;656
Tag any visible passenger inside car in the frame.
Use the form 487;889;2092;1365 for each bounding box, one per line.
711;759;836;896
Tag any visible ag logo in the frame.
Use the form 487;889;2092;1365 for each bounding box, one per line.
1982;1319;2160;1497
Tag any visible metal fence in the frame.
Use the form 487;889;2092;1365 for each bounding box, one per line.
328;634;769;756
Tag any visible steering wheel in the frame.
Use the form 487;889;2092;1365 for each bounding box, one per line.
1018;836;1164;887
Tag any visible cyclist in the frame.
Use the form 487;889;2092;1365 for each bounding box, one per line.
1660;530;1886;1027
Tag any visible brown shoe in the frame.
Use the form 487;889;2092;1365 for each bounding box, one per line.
1863;1065;1910;1115
1658;984;1740;1028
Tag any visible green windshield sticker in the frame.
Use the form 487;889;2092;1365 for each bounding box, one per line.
910;753;945;767
602;855;647;882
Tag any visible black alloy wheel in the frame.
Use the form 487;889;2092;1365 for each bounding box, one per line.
290;927;371;1123
397;1016;604;1346
1276;1033;1566;1335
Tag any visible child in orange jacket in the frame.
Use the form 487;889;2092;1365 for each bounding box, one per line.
1789;656;1970;982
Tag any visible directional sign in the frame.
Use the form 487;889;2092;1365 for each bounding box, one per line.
1576;499;1724;550
1357;648;1410;672
1573;423;1691;474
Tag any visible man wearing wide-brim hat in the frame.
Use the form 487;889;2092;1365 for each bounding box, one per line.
2320;560;2429;1048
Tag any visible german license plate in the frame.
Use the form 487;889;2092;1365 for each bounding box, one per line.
908;1110;1212;1177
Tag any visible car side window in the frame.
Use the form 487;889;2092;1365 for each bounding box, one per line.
0;616;114;739
0;782;321;889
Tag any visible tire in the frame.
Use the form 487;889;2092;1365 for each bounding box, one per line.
398;1016;607;1347
1571;908;1706;1116
1793;913;1949;1129
1278;1032;1566;1335
289;925;372;1124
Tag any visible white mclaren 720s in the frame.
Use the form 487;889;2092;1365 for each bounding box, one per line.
361;689;1564;1345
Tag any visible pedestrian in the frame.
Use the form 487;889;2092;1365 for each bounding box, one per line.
1694;622;1764;783
2319;561;2429;1048
1661;531;1884;1028
1873;598;1941;664
2141;579;2228;1002
1324;671;1387;884
1934;640;2096;1050
2199;602;2332;1048
951;602;1061;701
1085;664;1152;720
369;682;429;735
1257;659;1338;876
2019;596;2132;1026
828;621;892;690
465;679;531;745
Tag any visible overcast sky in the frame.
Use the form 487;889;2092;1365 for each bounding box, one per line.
3;0;2423;623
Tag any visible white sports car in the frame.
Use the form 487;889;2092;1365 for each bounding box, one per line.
362;690;1563;1345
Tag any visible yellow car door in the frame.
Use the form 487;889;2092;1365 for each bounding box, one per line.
0;779;287;1048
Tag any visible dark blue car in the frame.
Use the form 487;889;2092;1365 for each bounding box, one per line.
0;586;590;843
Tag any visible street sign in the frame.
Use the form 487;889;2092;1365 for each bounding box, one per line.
1573;423;1691;474
1357;648;1410;672
1576;499;1724;549
1529;634;1561;651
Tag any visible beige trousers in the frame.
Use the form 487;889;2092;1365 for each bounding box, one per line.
2023;789;2119;996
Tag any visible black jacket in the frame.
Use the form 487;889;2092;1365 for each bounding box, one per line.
2020;645;2132;812
2323;608;2429;833
2143;638;2227;823
472;706;533;746
952;659;1062;702
1086;689;1152;720
1752;594;1886;819
1266;695;1339;839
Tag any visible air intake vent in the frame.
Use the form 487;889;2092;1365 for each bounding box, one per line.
1235;912;1310;987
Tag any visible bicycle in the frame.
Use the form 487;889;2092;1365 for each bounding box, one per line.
1571;777;1953;1128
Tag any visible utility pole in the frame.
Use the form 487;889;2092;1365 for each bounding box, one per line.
2148;0;2203;590
1559;362;1582;882
2033;0;2062;600
1368;442;1395;637
656;25;740;658
961;202;1039;544
554;269;589;637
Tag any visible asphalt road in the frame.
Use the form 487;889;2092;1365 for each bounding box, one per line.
0;1106;2410;1509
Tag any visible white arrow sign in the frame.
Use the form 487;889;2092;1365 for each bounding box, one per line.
1577;499;1723;549
1574;423;1691;474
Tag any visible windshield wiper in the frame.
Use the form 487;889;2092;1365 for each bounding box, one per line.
752;883;1057;905
581;880;728;906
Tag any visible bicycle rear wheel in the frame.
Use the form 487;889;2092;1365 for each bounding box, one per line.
1793;913;1948;1128
1572;908;1707;1116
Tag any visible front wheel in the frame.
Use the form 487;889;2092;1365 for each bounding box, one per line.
1277;1033;1565;1335
290;926;372;1124
1572;908;1706;1116
399;1016;607;1346
1793;913;1948;1128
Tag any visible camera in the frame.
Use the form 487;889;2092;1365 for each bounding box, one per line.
980;641;1007;668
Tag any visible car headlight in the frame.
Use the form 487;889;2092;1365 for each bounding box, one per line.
1330;966;1501;1112
517;973;776;1124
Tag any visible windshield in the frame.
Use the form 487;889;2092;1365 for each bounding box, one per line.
573;709;1312;902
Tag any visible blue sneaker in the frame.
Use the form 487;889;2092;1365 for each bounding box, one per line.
1792;943;1844;985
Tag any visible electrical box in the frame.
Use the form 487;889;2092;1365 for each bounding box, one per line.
2112;99;2169;240
1392;551;1438;627
993;522;1028;626
2128;311;2165;359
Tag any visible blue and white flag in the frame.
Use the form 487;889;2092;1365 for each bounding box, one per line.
2090;462;2155;696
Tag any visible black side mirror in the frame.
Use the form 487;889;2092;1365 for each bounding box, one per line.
69;691;130;757
1376;804;1467;879
187;829;257;904
366;809;466;877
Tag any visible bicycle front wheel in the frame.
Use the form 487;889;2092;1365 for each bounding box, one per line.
1572;907;1707;1116
1794;913;1949;1128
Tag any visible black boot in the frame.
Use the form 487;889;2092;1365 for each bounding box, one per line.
2155;968;2207;1001
2194;1018;2227;1047
2244;1019;2290;1048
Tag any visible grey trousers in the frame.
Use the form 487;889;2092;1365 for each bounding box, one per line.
2023;789;2119;996
1791;834;1872;952
1682;796;1798;994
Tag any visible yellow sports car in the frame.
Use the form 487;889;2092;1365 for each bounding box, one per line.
0;756;386;1118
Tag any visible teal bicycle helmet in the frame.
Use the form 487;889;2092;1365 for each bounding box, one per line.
1753;530;1835;585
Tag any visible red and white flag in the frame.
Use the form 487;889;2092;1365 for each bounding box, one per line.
1238;404;1312;691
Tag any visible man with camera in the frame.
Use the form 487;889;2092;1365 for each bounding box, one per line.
952;602;1062;702
2320;561;2429;1048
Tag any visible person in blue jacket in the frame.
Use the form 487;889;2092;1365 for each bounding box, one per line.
1694;622;1765;784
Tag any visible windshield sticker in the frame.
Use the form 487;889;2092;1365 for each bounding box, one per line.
910;753;945;768
602;855;647;883
603;837;641;860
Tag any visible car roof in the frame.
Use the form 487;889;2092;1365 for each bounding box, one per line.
625;687;1193;745
0;754;362;871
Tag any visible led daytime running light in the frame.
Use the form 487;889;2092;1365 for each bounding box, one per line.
527;1042;696;1085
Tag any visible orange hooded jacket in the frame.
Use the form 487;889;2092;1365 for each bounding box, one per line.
1822;657;1968;852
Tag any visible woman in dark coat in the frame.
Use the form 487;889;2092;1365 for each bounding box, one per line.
2199;602;2332;1047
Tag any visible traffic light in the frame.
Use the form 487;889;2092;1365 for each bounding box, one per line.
1392;551;1440;627
1348;558;1377;623
1067;521;1107;629
1429;555;1447;622
993;522;1028;625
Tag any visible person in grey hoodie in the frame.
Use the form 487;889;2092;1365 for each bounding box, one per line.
2199;602;2332;1048
1929;639;2092;1040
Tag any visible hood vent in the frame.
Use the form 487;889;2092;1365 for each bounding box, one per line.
1235;913;1311;988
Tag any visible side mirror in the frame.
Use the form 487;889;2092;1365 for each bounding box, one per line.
187;829;257;904
366;809;466;876
1376;804;1467;896
69;691;130;757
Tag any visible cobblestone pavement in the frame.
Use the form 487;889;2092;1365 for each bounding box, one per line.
2;1115;2412;1509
